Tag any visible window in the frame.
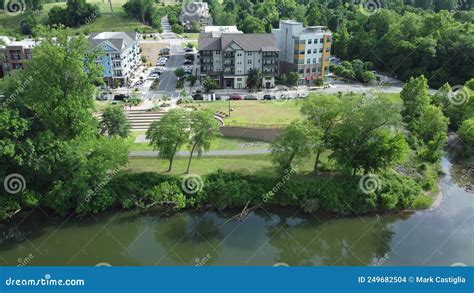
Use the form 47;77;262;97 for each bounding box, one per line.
237;78;242;81
319;48;323;53
320;38;323;43
216;51;220;55
319;58;322;63
307;49;311;54
312;68;316;72
307;59;310;64
247;59;252;65
312;58;316;64
247;52;252;56
298;69;304;74
326;48;331;52
313;49;317;54
314;39;318;44
306;68;310;73
308;39;312;44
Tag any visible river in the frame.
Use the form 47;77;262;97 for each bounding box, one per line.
0;156;472;266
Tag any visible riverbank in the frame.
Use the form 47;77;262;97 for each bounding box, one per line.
1;155;471;266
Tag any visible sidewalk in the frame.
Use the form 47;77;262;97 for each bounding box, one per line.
129;149;271;157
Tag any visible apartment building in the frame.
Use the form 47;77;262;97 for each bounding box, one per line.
0;39;36;77
89;32;141;87
198;33;279;89
272;20;332;85
180;1;212;32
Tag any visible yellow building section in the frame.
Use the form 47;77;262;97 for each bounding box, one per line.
321;35;332;77
294;54;304;60
294;44;305;51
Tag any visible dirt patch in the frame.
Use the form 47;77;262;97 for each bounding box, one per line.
140;41;170;67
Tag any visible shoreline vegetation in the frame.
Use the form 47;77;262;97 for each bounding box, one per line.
1;27;472;223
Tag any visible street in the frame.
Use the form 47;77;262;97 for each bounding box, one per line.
156;44;185;97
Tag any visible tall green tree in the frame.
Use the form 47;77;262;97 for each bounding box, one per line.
147;109;189;172
458;117;474;155
100;106;131;138
301;94;342;173
186;110;221;173
414;105;448;162
271;121;321;171
246;68;262;89
401;76;430;128
0;27;128;219
330;95;403;175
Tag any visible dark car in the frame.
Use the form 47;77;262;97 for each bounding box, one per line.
229;94;243;100
114;94;130;101
192;93;203;100
244;95;258;100
263;94;275;100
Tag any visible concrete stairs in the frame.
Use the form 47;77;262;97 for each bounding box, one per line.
126;109;166;131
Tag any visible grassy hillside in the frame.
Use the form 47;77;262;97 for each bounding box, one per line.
0;0;166;37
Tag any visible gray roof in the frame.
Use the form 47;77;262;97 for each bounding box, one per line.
198;33;278;52
89;32;138;52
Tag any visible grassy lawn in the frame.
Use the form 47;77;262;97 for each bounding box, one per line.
126;155;275;175
127;132;270;151
126;151;331;176
0;0;158;36
191;100;303;125
191;93;401;126
181;33;199;39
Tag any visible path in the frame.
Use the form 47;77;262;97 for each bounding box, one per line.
129;149;271;157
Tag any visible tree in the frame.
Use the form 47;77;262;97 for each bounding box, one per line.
99;106;131;138
352;129;408;174
401;76;430;128
361;71;376;83
247;68;262;89
20;14;36;35
48;0;101;27
458;118;474;155
301;94;342;173
202;77;219;92
172;23;184;34
271;121;321;171
186;75;197;86
330;94;403;175
414;105;448;162
146;109;189;172
286;72;299;86
186;110;221;173
0;27;128;219
239;15;265;33
174;68;185;78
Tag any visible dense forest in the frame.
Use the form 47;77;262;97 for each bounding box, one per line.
207;0;473;87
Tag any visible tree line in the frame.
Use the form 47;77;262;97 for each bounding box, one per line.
207;0;473;88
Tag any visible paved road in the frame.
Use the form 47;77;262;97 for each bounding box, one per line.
129;149;271;157
156;44;185;95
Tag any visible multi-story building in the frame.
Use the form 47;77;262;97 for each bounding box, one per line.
180;1;212;32
272;20;332;85
0;39;36;77
89;32;141;87
198;33;279;89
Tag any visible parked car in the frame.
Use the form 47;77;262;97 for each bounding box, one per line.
183;59;193;65
263;94;276;100
229;94;243;100
184;47;193;52
244;95;258;100
114;94;130;101
147;74;159;80
192;93;203;100
296;91;308;98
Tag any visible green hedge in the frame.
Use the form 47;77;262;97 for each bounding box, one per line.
86;170;422;216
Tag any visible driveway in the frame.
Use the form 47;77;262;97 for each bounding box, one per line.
129;149;271;157
156;44;185;95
